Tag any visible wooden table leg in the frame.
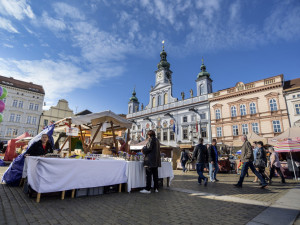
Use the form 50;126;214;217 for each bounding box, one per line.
36;193;41;203
19;178;24;187
119;184;122;193
61;191;65;200
167;177;170;187
71;189;75;198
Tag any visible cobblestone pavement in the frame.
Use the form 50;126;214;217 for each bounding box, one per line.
0;166;298;225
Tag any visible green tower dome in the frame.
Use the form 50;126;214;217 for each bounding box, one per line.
197;58;210;79
129;88;139;103
157;45;170;70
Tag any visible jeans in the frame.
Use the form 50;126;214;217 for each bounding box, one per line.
181;160;187;172
209;162;219;181
237;161;266;186
146;167;158;191
269;165;285;183
196;163;207;183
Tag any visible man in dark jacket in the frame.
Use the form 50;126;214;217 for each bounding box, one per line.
26;134;53;156
192;138;208;186
140;130;161;194
234;135;267;188
208;139;219;182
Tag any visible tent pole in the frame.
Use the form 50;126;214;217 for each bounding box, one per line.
68;119;72;155
87;123;102;152
60;137;69;150
78;125;86;153
111;121;118;152
290;151;298;181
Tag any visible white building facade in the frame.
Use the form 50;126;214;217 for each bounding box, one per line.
0;76;45;141
126;47;213;147
284;78;300;127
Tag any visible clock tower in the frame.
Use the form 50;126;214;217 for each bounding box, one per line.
155;43;172;86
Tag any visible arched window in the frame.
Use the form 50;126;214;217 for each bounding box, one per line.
157;95;161;106
231;106;237;117
250;102;256;114
269;99;278;111
240;104;246;116
152;97;156;108
215;109;221;119
199;84;204;95
164;93;168;104
128;106;132;114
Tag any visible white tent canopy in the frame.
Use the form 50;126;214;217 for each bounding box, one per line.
269;127;300;142
71;110;132;128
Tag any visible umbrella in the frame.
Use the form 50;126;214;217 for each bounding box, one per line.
236;150;241;155
16;137;33;143
274;140;300;181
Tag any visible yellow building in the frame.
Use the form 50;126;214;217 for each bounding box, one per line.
208;74;289;146
38;99;74;132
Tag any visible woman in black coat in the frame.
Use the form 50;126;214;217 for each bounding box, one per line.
26;134;53;156
140;130;161;194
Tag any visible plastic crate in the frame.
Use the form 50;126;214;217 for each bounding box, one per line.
88;187;104;196
75;188;88;197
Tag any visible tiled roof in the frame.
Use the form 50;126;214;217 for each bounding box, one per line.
284;78;300;90
0;75;45;94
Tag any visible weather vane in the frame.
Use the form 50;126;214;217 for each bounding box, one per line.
162;40;165;50
202;57;204;64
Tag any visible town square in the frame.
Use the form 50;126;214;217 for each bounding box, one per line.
0;1;300;225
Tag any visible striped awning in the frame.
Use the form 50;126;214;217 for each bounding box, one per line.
274;140;300;153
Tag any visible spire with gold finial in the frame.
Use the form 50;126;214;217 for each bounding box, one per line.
197;57;210;79
129;86;139;103
157;40;170;70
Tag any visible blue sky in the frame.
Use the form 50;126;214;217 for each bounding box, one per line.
0;0;299;114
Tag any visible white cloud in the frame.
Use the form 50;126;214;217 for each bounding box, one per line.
0;16;18;33
40;12;66;32
3;43;13;48
0;0;35;20
53;2;85;20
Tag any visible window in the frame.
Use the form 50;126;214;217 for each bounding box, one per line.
34;104;39;111
233;125;239;136
272;120;281;133
3;98;6;103
240;104;246;116
170;131;175;141
199;84;204;95
9;113;15;122
200;113;206;119
164;93;168;104
137;125;141;130
12;100;18;107
32;117;37;125
215;109;221;119
250;102;256;114
6;128;12;136
27;116;31;124
163;131;168;141
201;127;207;137
191;115;196;122
43;119;48;127
12;129;18;136
269;99;278;111
293;95;296;98
183;116;187;123
231;106;237;117
295;104;300;115
29;103;34;110
132;125;135;130
216;127;222;137
18;101;23;108
252;123;259;134
128;106;131;114
242;124;249;135
16;114;21;123
157;132;161;140
157;96;161;106
152;97;156;108
298;94;300;98
182;128;188;140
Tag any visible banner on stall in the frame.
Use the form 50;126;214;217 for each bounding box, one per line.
66;127;79;136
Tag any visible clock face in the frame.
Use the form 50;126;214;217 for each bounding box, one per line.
157;71;163;79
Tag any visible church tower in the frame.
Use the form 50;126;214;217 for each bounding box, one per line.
196;58;213;96
128;88;139;114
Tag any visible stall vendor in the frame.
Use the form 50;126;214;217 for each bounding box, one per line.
118;138;130;152
26;134;53;156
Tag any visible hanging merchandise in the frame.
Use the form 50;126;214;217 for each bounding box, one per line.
0;113;3;123
0;100;5;113
0;87;7;99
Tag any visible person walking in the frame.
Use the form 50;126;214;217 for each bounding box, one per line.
192;138;208;186
254;141;269;182
140;130;161;194
269;147;285;184
208;139;219;182
253;141;259;183
234;135;268;188
180;149;189;173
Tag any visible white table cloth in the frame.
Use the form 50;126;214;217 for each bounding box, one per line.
25;157;127;193
126;161;174;192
